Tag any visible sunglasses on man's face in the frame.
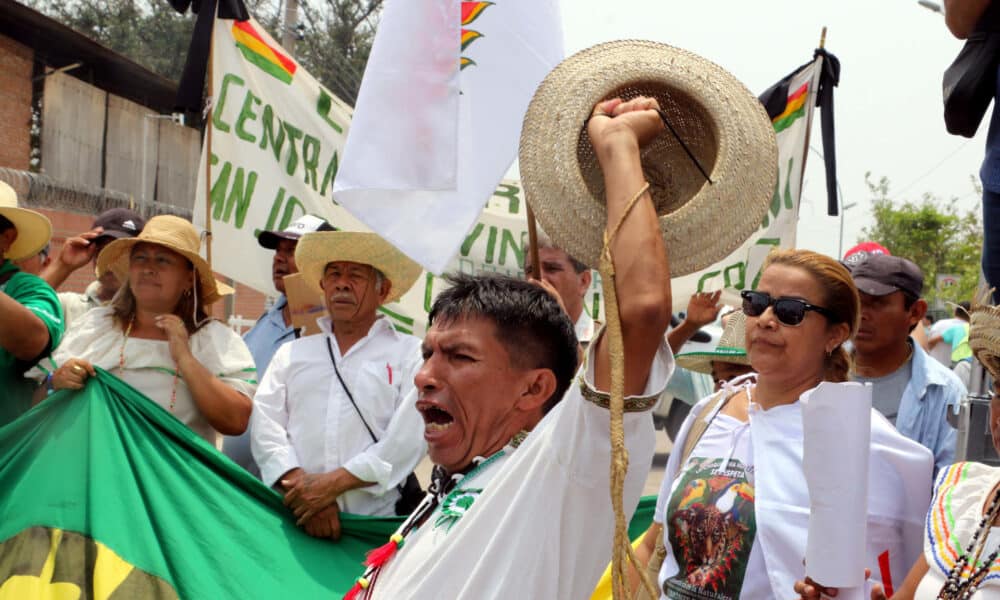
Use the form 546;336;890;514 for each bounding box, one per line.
740;290;837;327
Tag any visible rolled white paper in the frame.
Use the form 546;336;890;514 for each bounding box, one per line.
801;381;872;596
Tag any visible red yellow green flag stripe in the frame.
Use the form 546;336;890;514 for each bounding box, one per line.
232;20;297;84
772;82;808;133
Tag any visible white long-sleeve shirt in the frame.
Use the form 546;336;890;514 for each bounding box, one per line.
250;315;425;516
369;332;674;599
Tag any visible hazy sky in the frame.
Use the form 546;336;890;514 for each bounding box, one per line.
551;0;985;258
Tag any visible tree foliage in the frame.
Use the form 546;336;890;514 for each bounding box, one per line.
22;0;380;106
860;173;983;308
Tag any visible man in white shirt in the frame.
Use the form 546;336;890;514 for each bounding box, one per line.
251;231;426;538
523;231;598;345
358;97;675;599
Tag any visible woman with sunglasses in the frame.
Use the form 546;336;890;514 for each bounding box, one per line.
628;249;934;599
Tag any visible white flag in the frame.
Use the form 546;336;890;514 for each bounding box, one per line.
333;0;564;274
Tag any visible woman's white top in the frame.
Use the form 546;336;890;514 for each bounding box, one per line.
36;307;256;444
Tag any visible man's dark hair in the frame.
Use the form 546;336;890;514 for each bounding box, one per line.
0;215;14;234
957;300;971;321
429;273;579;413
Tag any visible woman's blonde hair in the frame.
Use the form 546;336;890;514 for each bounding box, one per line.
762;248;860;382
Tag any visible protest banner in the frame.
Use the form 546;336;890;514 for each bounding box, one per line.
0;371;400;597
0;372;659;596
195;17;821;334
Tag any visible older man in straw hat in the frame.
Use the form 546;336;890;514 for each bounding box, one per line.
225;214;334;478
251;231;426;538
0;181;63;426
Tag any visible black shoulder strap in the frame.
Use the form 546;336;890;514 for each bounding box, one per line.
325;336;379;444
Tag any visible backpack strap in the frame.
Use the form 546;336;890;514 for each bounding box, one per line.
678;388;733;469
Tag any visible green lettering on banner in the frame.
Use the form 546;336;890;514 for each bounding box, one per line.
591;292;601;320
213;73;244;133
256;188;287;237
750;237;782;289
484;226;498;264
209;154;257;229
259;105;286;162
422;273;436;313
320;152;339;197
301;135;321;190
235;91;262;143
316;90;345;134
697;270;721;293
760;157;794;230
494;182;520;214
278;194;306;230
283;123;304;176
782;157;795;210
499;228;523;267
724;262;746;289
460;223;484;256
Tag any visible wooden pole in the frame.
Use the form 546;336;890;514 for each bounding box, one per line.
526;204;542;280
204;3;216;268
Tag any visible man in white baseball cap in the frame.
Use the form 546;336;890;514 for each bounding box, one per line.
223;214;334;475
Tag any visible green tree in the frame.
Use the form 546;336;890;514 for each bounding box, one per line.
860;173;982;308
22;0;380;105
23;0;196;81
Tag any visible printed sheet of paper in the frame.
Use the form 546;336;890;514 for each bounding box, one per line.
801;381;872;599
283;273;326;337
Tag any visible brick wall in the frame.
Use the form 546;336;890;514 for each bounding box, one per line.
36;208;270;323
0;35;33;171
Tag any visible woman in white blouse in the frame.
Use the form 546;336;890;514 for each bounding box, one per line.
39;215;255;444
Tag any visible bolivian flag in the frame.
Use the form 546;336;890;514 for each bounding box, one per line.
232;20;297;84
0;370;401;597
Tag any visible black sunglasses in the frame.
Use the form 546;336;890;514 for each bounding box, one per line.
740;290;837;327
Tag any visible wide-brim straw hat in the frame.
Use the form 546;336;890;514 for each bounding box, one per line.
295;231;422;304
969;288;1000;381
0;181;52;262
676;310;752;374
519;40;778;275
96;215;233;305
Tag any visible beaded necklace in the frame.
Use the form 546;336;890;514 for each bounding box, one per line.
119;317;179;412
938;484;1000;599
344;432;527;600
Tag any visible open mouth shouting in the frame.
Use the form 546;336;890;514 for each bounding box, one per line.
420;404;454;432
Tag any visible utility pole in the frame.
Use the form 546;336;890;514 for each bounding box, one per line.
282;0;299;56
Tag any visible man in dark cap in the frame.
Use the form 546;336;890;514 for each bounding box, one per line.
41;208;145;330
224;214;333;476
850;254;964;473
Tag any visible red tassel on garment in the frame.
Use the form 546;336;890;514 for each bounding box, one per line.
364;533;404;568
343;577;367;600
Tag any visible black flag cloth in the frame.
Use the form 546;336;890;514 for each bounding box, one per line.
168;0;250;113
757;49;841;216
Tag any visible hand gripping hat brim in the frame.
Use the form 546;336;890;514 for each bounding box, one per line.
519;40;778;275
295;232;422;304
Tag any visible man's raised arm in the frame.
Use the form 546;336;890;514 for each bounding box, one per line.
588;97;673;396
